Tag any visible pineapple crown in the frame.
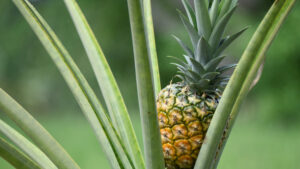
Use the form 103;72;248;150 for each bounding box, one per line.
172;0;246;93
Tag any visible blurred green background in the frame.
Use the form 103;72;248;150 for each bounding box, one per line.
0;0;299;168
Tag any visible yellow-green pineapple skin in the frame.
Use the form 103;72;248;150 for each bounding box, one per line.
157;83;220;169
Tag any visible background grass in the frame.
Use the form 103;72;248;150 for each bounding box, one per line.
1;113;300;169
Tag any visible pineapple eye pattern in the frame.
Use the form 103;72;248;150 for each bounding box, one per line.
157;84;220;168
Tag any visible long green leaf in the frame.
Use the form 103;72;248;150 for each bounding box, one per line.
194;0;294;168
0;119;57;169
0;136;40;169
211;0;296;168
219;0;232;18
209;6;236;51
127;0;165;168
142;0;161;96
213;27;248;57
63;1;144;168
179;11;200;48
0;89;79;169
195;37;210;64
204;55;225;71
173;35;194;57
12;0;133;168
194;0;212;39
181;0;197;28
209;0;219;26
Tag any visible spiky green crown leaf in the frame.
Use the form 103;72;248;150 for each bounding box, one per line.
173;0;246;93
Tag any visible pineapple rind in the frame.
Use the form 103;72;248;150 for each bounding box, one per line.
157;83;220;169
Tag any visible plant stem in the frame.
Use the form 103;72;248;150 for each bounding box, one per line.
211;0;297;168
142;0;161;96
126;0;165;168
194;0;295;168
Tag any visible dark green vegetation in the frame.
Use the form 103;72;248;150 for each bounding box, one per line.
0;0;299;168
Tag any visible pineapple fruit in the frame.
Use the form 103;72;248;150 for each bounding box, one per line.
156;0;245;168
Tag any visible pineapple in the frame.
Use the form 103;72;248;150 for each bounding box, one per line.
156;0;246;168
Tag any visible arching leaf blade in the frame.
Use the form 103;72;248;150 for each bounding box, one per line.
173;35;194;58
205;55;226;71
63;0;144;168
12;0;133;168
181;0;197;28
0;88;80;169
195;0;295;168
179;11;200;48
0;136;41;169
209;6;236;51
0;119;57;169
211;0;297;168
214;27;248;57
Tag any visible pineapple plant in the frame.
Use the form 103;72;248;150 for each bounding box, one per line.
0;0;294;169
157;0;246;168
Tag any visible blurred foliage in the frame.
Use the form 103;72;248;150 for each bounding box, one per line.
1;115;300;169
0;0;299;128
